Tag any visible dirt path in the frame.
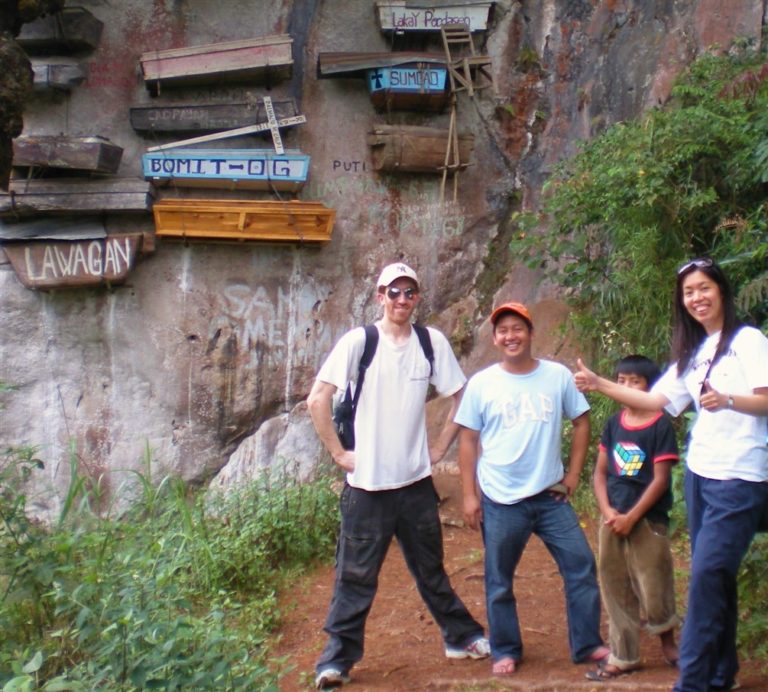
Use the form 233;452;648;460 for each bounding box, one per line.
272;470;768;691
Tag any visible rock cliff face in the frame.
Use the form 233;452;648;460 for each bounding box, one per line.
0;0;764;517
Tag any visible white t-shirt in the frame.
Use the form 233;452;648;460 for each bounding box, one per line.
316;323;466;491
454;359;590;504
653;326;768;481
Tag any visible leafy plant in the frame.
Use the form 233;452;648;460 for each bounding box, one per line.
0;443;339;690
512;52;768;372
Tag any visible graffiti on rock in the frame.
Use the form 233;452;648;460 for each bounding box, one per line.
209;283;335;370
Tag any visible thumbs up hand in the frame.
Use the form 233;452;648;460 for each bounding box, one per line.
574;358;598;392
700;378;726;411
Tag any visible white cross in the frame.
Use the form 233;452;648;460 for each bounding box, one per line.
146;97;306;152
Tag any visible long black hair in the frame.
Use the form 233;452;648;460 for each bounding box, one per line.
671;257;742;376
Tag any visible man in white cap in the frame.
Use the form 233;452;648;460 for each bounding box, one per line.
308;262;489;689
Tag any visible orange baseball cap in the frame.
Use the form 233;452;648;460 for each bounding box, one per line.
490;302;533;328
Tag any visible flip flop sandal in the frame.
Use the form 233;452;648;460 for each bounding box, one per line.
585;665;639;682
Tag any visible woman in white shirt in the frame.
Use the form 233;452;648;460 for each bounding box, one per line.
575;258;768;691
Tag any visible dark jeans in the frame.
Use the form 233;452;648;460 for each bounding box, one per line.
316;477;484;675
674;470;768;692
481;490;603;663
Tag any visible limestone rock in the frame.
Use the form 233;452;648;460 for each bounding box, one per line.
207;402;325;496
0;0;762;515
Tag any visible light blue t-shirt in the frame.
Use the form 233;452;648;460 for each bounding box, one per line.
455;359;590;504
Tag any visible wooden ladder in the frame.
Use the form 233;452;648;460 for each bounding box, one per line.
439;99;461;204
440;23;495;98
439;23;494;203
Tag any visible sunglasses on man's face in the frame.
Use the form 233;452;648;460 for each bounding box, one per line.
677;258;714;275
386;286;418;301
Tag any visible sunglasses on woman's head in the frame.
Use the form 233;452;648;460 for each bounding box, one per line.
677;258;714;275
386;287;418;300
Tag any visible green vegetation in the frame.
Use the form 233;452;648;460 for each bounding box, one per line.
511;48;768;657
0;444;339;690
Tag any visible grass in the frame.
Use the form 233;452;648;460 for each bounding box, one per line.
0;445;340;690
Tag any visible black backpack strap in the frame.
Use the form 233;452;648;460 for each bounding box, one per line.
350;324;379;410
413;323;434;377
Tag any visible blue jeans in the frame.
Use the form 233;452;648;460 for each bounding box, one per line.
481;491;603;663
674;470;768;692
316;477;484;675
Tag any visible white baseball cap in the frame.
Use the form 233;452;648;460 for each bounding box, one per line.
376;262;419;288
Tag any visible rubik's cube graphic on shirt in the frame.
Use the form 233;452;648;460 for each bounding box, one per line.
612;442;646;477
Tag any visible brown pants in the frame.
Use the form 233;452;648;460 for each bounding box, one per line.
598;519;680;669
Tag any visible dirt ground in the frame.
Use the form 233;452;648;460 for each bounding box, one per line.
272;469;768;691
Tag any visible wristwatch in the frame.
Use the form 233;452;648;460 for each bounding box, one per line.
727;395;735;409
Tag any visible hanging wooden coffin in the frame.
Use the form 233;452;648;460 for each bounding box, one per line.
139;35;293;94
153;199;335;243
318;52;449;112
0;179;154;217
367;125;474;173
130;99;299;133
367;64;449;111
375;1;494;33
13;136;123;174
4;236;142;289
2;234;143;290
17;7;104;53
142;149;310;191
31;61;86;91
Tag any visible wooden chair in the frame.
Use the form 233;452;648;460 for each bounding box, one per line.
440;23;495;98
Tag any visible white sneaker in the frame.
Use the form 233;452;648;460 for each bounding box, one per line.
315;668;350;689
445;635;491;659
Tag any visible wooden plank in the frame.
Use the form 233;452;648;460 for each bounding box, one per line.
318;51;447;77
0;217;105;241
153;199;335;243
130;99;298;133
367;124;474;172
13;135;123;174
0;179;154;217
142;148;310;191
17;7;104;53
3;234;143;290
376;1;493;32
367;64;449;111
140;35;292;92
31;62;86;91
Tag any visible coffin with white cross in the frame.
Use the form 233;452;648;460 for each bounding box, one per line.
130;99;300;134
140;96;309;190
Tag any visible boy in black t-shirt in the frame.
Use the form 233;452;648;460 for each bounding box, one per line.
586;355;681;681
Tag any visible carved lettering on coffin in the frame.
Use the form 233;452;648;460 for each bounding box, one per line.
376;2;494;33
3;235;142;289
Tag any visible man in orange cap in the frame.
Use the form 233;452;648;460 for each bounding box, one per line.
454;302;608;676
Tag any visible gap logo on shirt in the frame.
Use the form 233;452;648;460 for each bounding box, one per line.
502;393;554;427
612;442;645;476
